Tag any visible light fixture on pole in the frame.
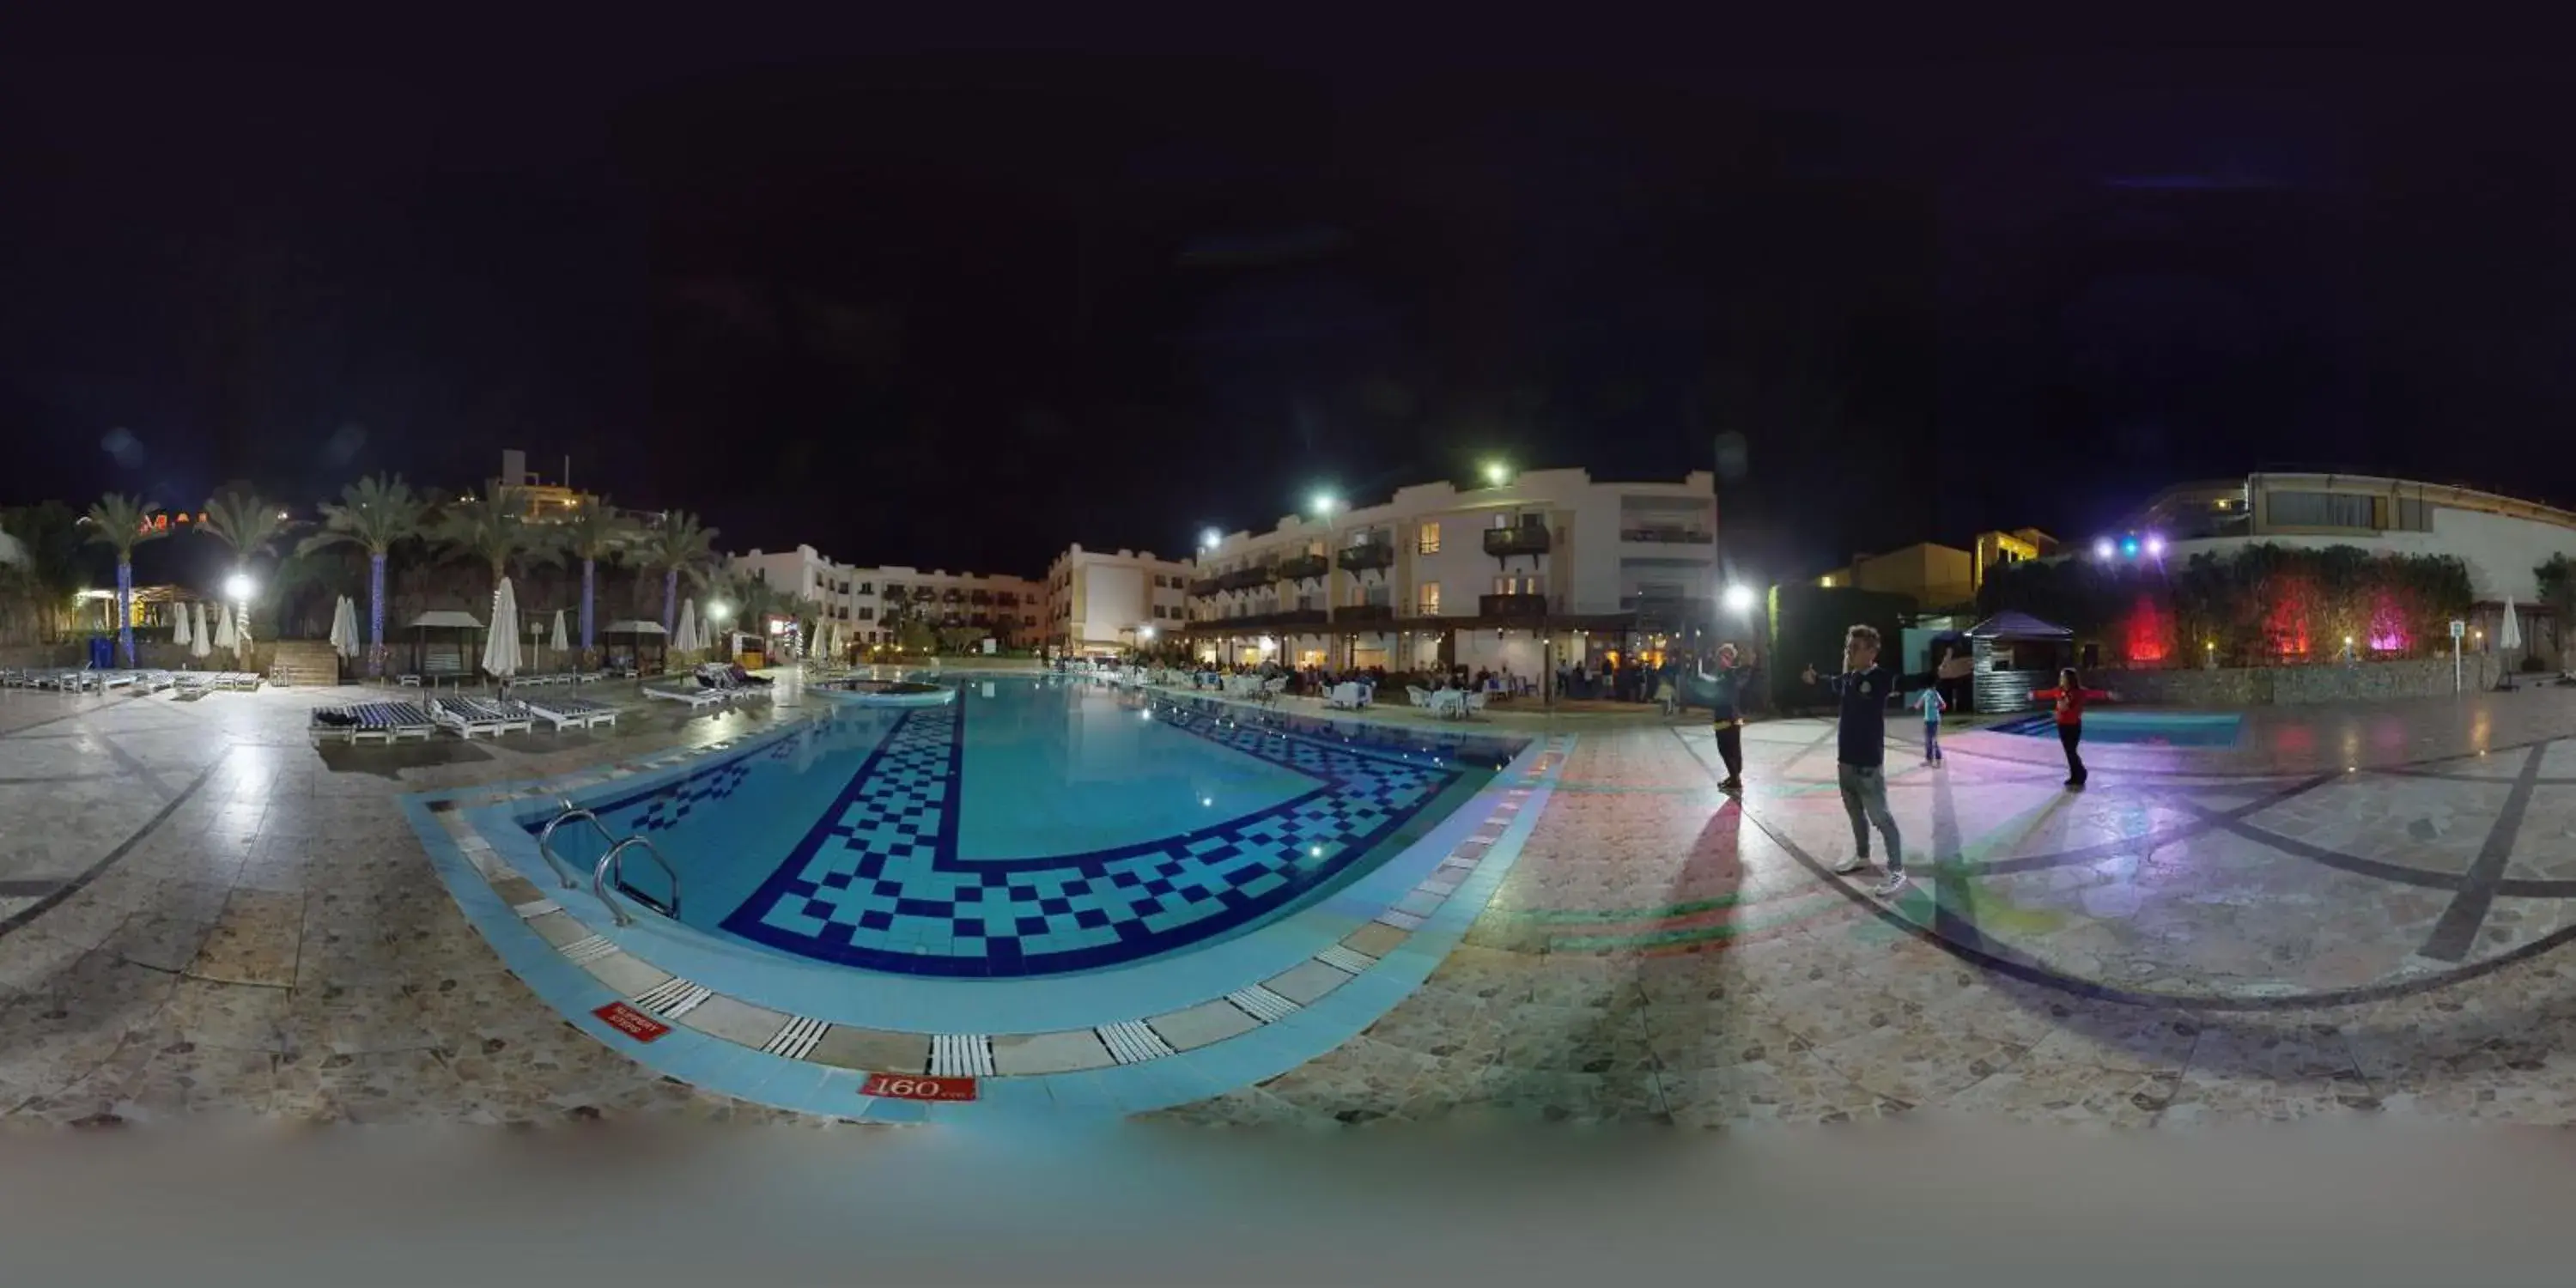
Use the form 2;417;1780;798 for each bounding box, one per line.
1483;461;1510;488
1722;584;1757;616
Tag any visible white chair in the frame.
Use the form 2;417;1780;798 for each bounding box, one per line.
1464;690;1490;720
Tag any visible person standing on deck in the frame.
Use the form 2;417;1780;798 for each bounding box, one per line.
1914;683;1947;765
2031;668;2116;789
1698;643;1759;793
1802;625;1973;897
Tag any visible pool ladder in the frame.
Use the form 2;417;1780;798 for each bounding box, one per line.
537;798;683;928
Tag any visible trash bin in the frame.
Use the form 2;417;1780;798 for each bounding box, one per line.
89;635;113;670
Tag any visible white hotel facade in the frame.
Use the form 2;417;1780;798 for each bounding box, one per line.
1041;545;1193;656
1182;468;1718;676
729;545;1042;649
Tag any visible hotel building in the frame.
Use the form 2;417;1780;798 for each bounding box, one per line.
1182;467;1717;676
1041;545;1193;655
729;545;1042;649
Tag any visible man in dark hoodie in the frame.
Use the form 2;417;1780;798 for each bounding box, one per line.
1698;642;1759;793
1801;624;1971;898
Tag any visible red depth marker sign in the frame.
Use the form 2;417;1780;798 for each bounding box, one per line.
863;1073;979;1102
592;1001;671;1042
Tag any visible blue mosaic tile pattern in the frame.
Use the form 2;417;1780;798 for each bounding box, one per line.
708;696;1467;975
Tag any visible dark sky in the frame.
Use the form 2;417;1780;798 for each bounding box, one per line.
5;43;2574;585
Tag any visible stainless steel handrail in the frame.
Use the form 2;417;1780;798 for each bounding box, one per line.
533;798;612;890
594;835;682;927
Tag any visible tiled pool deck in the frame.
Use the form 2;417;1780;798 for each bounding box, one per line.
14;670;2576;1128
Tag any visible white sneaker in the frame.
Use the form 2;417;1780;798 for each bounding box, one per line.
1831;852;1870;875
1871;871;1911;898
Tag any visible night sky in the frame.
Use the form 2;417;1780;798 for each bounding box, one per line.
5;44;2574;588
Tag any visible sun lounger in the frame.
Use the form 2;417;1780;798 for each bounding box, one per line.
519;695;617;730
645;683;729;710
429;696;532;738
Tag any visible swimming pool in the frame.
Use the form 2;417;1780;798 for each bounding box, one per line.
526;677;1522;978
1996;710;2243;747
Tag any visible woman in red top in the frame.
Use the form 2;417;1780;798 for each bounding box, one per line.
2030;667;2114;789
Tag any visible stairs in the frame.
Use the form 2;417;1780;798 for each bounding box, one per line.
266;641;343;687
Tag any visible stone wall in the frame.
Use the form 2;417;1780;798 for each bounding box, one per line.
2096;654;2510;708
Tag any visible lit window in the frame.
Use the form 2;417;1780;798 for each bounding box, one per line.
1417;522;1441;555
1418;583;1441;616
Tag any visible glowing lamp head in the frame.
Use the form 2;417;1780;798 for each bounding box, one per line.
708;602;731;623
1200;528;1221;551
2094;538;2116;561
1721;584;1757;615
1139;626;1157;641
222;573;256;602
2144;534;2166;557
1483;462;1510;487
2120;538;2140;559
1311;492;1339;518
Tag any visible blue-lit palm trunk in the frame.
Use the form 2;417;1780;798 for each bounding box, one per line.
662;568;677;634
368;551;388;677
116;561;134;667
581;558;597;657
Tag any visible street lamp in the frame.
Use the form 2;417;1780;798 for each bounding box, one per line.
222;573;256;603
1483;461;1510;488
1722;584;1757;616
2093;538;2116;561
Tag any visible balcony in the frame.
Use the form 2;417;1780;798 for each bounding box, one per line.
1188;577;1222;598
1275;552;1330;582
1337;541;1394;573
1483;525;1552;558
1619;526;1710;544
1479;593;1550;618
1623;594;1716;630
1218;566;1274;592
1339;603;1394;623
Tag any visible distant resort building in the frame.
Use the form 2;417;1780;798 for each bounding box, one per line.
1041;545;1191;657
2105;472;2576;662
729;545;1042;648
1815;528;2060;613
1183;467;1716;675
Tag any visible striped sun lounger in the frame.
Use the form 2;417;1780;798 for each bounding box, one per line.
431;696;533;738
313;702;438;744
644;683;728;710
520;695;617;730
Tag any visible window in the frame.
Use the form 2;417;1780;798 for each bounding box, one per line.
856;582;872;595
1493;575;1543;595
2267;491;2375;530
884;584;904;598
1417;582;1442;615
1417;522;1441;555
859;607;875;621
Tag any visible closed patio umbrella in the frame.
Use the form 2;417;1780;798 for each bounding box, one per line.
551;609;569;657
483;577;524;681
212;599;238;654
190;603;212;660
675;598;701;657
173;598;193;650
330;596;361;659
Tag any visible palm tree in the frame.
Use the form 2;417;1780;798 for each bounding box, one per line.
198;490;292;617
300;474;428;677
635;512;720;635
557;497;637;659
82;494;165;667
435;487;558;601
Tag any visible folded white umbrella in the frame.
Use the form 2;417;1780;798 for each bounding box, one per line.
191;602;212;659
173;598;193;648
212;599;238;653
675;598;701;655
2501;596;2523;652
551;609;570;655
483;577;523;680
330;596;361;659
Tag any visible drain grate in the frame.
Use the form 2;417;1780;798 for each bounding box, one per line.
1095;1020;1175;1065
764;1016;828;1060
1315;944;1374;975
634;977;713;1018
559;934;617;965
930;1034;994;1077
1227;985;1297;1024
512;898;562;919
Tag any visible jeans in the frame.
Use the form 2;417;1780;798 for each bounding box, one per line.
1838;763;1903;872
2059;722;2086;784
1715;720;1743;782
1923;722;1941;762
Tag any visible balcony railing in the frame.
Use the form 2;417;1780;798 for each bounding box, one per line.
1218;566;1274;592
1619;527;1710;544
1483;525;1552;558
1339;603;1394;623
1479;593;1550;617
1337;542;1394;573
1275;552;1329;581
1188;577;1221;598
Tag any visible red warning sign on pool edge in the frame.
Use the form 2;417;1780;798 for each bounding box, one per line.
863;1073;979;1102
592;1002;671;1042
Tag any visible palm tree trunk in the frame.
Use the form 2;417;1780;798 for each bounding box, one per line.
368;550;388;677
581;558;597;654
663;568;678;634
117;559;134;667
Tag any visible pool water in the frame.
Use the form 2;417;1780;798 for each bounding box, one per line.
1996;710;2243;747
532;677;1522;977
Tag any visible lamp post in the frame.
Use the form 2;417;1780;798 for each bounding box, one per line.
1310;492;1340;672
223;572;255;667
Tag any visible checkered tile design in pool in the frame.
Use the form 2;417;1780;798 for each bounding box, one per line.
708;696;1466;975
